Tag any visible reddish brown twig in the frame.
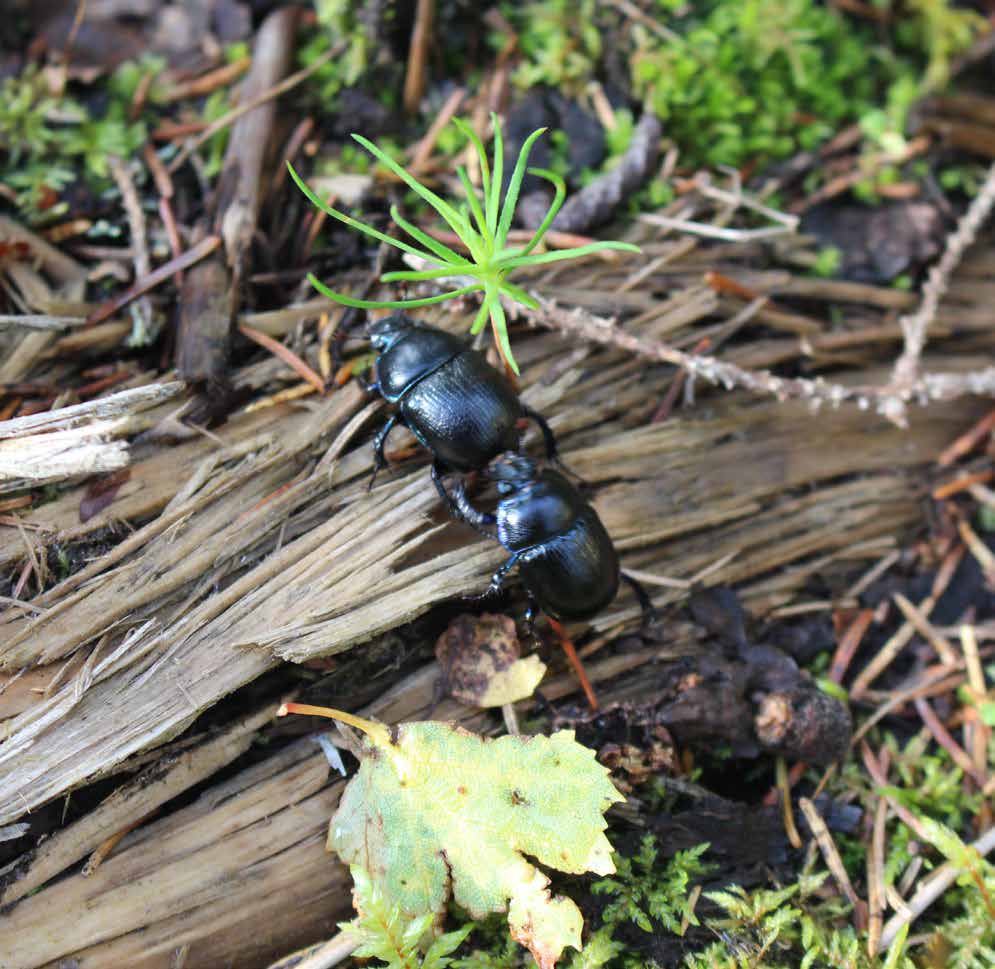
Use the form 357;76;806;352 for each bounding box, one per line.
937;408;995;467
828;608;875;685
403;0;436;114
932;469;995;500
85;235;221;326
161;56;251;103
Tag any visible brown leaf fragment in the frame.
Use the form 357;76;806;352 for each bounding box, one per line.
79;468;131;523
435;613;547;708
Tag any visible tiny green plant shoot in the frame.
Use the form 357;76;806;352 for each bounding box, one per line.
288;115;640;373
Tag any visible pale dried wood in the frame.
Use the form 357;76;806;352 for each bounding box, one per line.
0;362;983;823
0;702;279;906
0;419;130;483
0;383;185;440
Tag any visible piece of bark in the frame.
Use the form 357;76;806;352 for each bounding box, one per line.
175;245;233;386
175;6;299;391
519;112;662;233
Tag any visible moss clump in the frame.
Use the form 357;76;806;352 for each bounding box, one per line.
0;64;149;220
502;0;984;173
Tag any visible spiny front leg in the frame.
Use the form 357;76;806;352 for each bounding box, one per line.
447;475;497;535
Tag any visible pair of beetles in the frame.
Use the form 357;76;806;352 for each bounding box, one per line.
365;313;647;628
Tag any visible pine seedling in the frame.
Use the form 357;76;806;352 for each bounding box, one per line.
288;115;640;373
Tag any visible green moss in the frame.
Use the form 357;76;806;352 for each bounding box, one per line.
593;835;712;936
503;0;602;94
504;0;983;180
0;65;150;220
297;0;376;107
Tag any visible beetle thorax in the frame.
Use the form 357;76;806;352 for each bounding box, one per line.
376;327;466;402
496;472;584;550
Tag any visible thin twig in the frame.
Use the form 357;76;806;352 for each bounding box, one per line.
167;45;338;174
107;156;154;341
639;213;795;242
878;825;995;952
526;297;995;418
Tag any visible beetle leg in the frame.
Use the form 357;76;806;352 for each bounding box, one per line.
369;413;399;491
431;462;461;518
620;570;659;628
356;371;380;395
524;596;540;640
486;552;521;594
465;551;520;602
447;476;497;535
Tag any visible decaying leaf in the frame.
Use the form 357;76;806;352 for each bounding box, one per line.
278;703;622;969
436;613;547;708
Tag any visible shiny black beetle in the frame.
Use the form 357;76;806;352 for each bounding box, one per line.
366;313;559;505
451;453;649;624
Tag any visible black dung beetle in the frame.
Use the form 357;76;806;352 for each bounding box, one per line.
365;313;559;506
450;453;652;624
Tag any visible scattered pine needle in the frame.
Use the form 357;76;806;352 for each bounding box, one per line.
937;407;995;467
932;468;994;500
828;608;875;685
799;796;868;929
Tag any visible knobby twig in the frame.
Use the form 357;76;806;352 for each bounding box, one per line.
882;159;995;424
528;297;995;417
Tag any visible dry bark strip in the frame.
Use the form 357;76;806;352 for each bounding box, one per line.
176;6;299;386
1;702;279;906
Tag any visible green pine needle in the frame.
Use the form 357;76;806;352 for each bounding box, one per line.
288;114;640;374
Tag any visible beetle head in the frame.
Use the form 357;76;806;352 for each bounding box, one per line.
488;452;538;495
367;312;416;352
